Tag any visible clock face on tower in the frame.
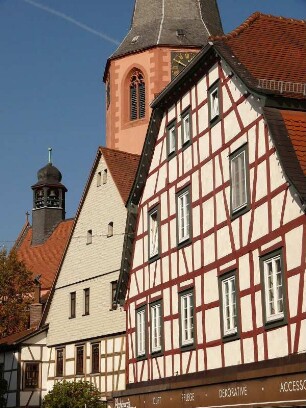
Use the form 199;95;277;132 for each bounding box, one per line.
171;51;197;79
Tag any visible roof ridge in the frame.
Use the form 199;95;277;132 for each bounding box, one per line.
210;12;306;42
99;146;140;158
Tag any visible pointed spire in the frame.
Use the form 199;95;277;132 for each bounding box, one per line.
112;0;223;58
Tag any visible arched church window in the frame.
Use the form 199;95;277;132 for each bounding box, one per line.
130;69;145;120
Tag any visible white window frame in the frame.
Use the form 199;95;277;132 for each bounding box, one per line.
177;189;190;244
149;208;159;258
180;292;194;346
167;123;176;156
221;275;237;336
136;308;146;357
263;254;284;322
181;111;191;145
151;303;162;353
231;147;248;213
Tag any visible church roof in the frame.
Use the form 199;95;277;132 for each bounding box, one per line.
15;219;74;291
100;147;140;204
212;12;306;99
111;0;223;59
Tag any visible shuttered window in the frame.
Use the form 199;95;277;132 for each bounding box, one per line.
130;70;145;121
149;207;159;259
230;145;249;217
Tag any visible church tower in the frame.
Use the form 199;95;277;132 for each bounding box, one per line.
104;0;223;155
31;151;67;245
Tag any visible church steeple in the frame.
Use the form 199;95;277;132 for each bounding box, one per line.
31;150;67;245
112;0;223;58
104;0;223;155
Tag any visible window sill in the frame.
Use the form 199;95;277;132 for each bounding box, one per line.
209;115;221;127
177;237;192;250
82;313;90;317
222;331;240;343
151;350;163;358
181;140;191;152
231;205;250;221
69;316;76;320
264;316;287;330
136;354;147;361
148;254;160;264
167;151;177;161
180;343;195;352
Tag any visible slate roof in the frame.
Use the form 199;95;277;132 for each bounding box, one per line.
212;12;306;99
100;147;140;204
15;219;74;291
264;108;306;204
111;0;223;59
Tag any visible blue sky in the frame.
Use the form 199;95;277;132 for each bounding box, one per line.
0;0;305;248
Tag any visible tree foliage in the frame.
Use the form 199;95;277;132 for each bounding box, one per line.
43;380;102;408
0;378;7;408
0;248;34;338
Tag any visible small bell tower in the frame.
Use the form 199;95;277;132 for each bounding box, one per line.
31;148;67;245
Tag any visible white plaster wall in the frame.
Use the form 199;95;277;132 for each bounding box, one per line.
46;154;126;346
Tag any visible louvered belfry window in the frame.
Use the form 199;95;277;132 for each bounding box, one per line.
130;70;145;120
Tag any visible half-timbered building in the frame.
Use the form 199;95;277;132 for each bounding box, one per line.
39;147;139;407
114;13;306;408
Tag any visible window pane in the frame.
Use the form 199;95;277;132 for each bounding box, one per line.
25;363;39;389
91;344;100;374
264;254;284;321
231;151;247;211
56;349;64;377
137;310;146;356
181;293;194;345
70;292;76;318
222;276;237;335
149;210;159;258
151;304;161;352
178;190;190;243
76;346;84;375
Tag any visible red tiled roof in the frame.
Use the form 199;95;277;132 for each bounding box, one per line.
0;328;36;346
100;147;140;203
281;110;306;176
16;219;73;291
212;13;306;99
264;107;306;203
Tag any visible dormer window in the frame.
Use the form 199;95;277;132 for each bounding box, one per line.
130;69;145;121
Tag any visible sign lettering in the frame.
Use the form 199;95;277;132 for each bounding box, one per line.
181;392;195;402
219;386;248;399
280;379;306;393
114;398;136;408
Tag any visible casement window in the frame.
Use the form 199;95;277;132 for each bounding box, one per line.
177;187;191;244
220;272;238;337
84;288;90;316
107;222;114;237
180;291;194;346
150;302;162;353
230;145;249;216
136;307;146;357
56;348;64;377
261;250;285;324
148;207;159;259
208;81;220;122
181;109;191;145
97;172;101;187
111;281;117;308
103;169;108;184
70;292;76;318
87;229;92;245
76;345;84;375
167;121;176;156
130;69;145;120
24;362;39;389
91;343;100;374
